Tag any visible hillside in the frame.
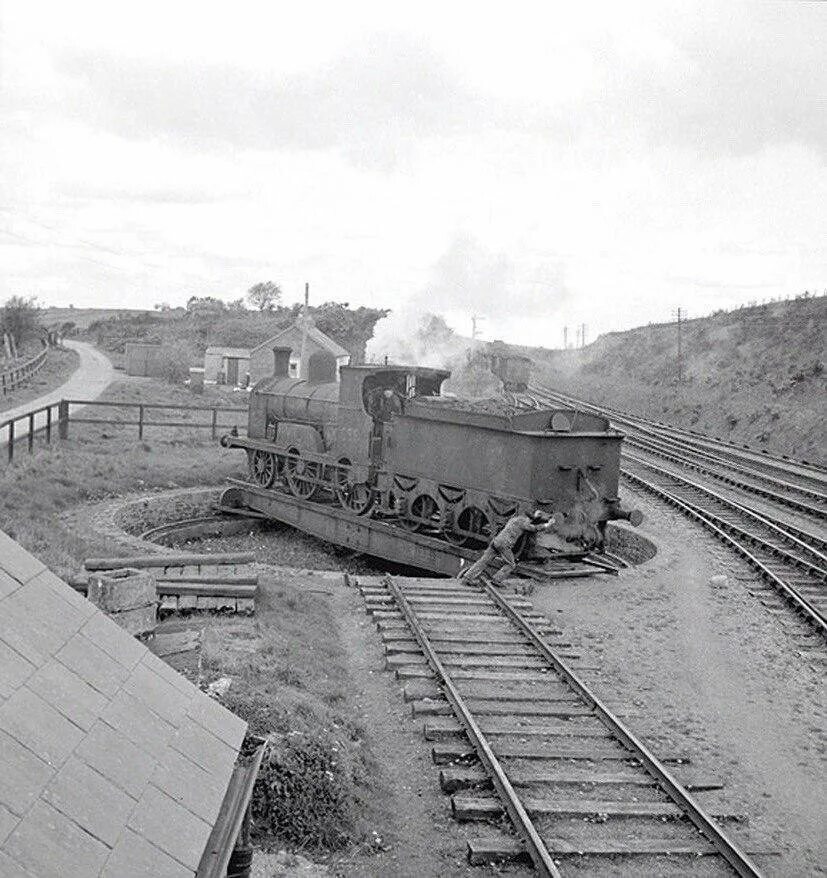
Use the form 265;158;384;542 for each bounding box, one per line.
41;306;184;331
530;296;826;466
81;301;387;379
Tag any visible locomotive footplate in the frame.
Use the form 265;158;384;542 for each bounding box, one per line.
218;479;620;580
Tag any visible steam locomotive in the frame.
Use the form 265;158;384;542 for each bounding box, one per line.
221;351;640;549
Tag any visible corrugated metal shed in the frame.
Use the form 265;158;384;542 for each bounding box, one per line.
0;530;248;878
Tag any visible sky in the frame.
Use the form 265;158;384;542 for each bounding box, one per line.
1;0;825;347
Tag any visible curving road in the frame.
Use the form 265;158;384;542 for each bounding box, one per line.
1;340;115;443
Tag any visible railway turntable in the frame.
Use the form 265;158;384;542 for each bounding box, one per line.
218;356;643;580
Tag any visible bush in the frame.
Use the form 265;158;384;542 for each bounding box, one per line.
252;731;362;851
153;345;194;384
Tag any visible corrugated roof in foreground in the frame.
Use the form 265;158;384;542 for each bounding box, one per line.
0;530;247;878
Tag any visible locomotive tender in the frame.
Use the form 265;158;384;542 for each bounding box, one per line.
221;352;639;548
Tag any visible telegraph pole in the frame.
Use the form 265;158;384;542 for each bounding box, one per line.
299;282;310;379
581;323;587;348
674;306;683;385
563;326;568;349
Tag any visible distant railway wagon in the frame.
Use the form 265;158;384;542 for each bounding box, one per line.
222;356;638;548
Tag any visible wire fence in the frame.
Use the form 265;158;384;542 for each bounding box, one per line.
0;398;247;464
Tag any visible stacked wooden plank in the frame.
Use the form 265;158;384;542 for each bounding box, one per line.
75;552;258;615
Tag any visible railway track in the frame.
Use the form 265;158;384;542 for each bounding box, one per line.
621;454;826;635
526;386;827;636
358;575;768;876
528;386;827;515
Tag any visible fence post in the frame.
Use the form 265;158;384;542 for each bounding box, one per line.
138;405;144;439
46;406;52;443
28;412;34;453
58;400;69;439
7;420;13;463
211;408;217;440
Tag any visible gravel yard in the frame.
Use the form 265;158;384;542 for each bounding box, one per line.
529;484;826;877
62;487;825;875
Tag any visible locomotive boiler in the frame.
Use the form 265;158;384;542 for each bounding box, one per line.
221;353;640;549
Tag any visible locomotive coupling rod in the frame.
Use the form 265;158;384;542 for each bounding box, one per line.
479;575;765;878
384;576;561;878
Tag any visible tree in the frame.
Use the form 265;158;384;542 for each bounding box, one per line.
311;301;389;363
1;295;40;349
247;281;282;312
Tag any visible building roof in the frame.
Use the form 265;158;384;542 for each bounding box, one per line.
250;322;349;360
204;347;251;358
0;530;247;878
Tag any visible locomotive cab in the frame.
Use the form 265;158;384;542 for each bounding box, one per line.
335;365;449;472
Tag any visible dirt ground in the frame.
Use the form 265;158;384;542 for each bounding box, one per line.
62;490;825;876
528;483;826;877
322;582;532;878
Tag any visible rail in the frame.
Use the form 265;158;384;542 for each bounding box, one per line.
0;346;48;396
0;397;247;464
368;575;765;875
621;462;827;635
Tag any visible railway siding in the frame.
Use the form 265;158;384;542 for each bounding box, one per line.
528;386;827;639
357;575;770;876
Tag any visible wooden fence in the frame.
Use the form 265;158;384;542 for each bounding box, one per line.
0;347;48;396
0;398;247;464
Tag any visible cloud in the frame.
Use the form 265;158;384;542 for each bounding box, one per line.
571;4;827;159
56;33;497;168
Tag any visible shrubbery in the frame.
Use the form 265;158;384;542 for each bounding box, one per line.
252;731;364;851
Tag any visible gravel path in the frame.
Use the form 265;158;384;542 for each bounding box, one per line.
530;485;826;877
0;340;114;441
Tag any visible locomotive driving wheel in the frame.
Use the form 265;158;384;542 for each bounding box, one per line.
285;448;319;500
334;459;375;515
445;505;491;548
249;449;277;488
399;494;439;532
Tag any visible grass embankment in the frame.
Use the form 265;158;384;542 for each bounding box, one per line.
0;346;80;415
533;295;826;465
200;574;386;857
0;377;246;576
2;374;391;861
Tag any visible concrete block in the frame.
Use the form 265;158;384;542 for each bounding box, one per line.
186;695;246;750
80;612;148;669
102;827;191;878
27;660;108;732
0;640;36;700
0;569;19;599
123;662;188;727
100;690;176;760
0;687;84;767
171;718;238;778
0;728;54;816
127;785;212;870
3;800;109;878
56;633;130;698
108;604;157;638
43;756;135;847
75;721;157;800
87;569;156;612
